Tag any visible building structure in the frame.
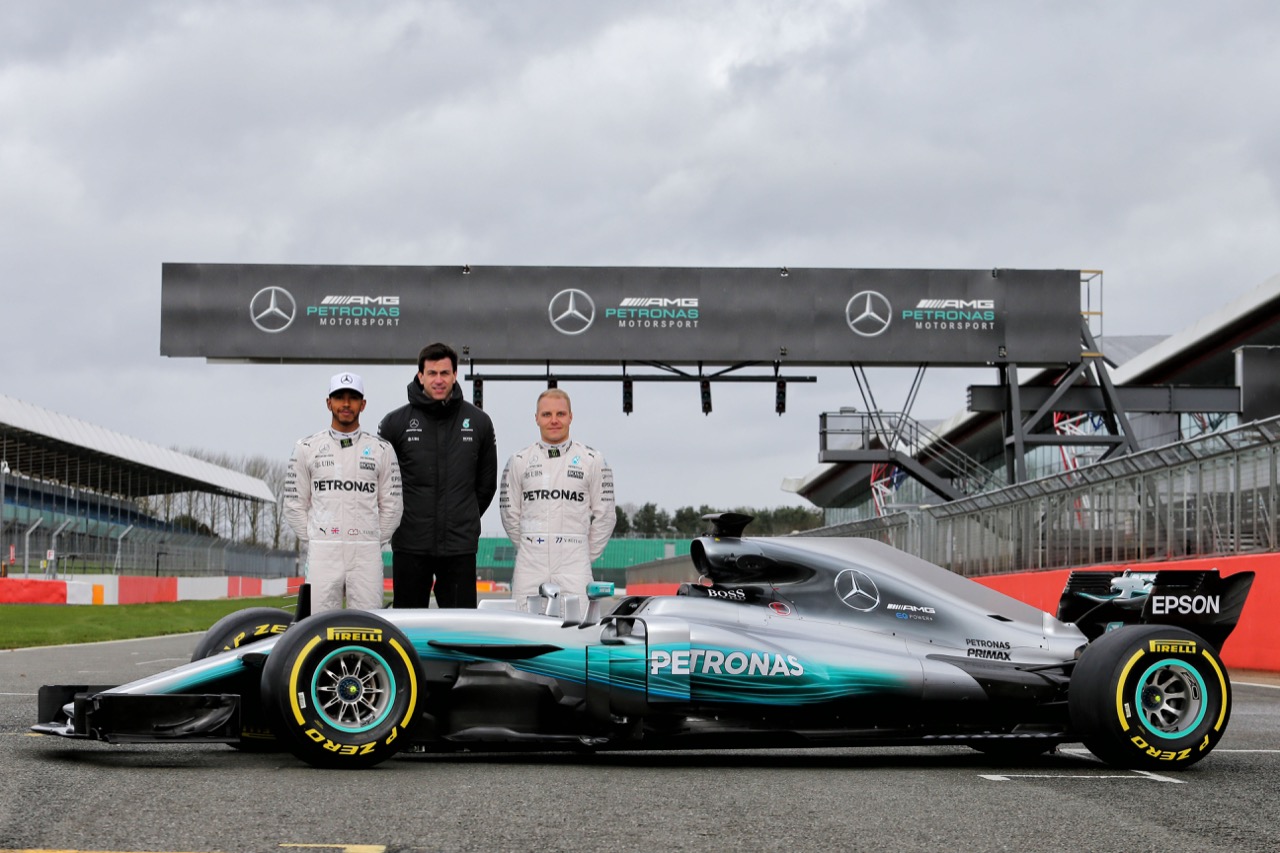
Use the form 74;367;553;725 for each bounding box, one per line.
786;271;1280;536
0;394;290;578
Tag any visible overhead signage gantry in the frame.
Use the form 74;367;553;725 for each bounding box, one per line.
160;263;1080;364
161;264;1234;492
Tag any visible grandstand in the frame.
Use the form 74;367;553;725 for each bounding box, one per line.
0;393;292;579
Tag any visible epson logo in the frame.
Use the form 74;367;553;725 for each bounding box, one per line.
619;297;698;307
1151;594;1220;615
320;295;401;305
914;299;994;309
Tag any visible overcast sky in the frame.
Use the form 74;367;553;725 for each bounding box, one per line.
3;1;1279;536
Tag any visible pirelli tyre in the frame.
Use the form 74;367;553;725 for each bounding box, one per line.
191;607;294;660
261;610;424;769
1069;625;1231;769
191;607;295;751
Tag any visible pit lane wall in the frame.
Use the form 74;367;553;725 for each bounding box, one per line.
0;575;304;605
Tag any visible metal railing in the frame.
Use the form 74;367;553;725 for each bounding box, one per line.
819;409;1000;496
0;514;297;579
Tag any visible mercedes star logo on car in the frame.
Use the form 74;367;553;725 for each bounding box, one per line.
250;286;297;333
834;569;880;611
548;288;595;336
846;290;892;337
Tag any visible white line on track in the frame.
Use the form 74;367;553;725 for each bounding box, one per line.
1209;749;1280;753
136;657;190;666
981;770;1186;783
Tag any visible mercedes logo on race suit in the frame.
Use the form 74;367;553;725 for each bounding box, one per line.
548;288;595;336
834;569;880;611
845;290;892;337
250;286;297;333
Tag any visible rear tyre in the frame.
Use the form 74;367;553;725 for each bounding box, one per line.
191;607;294;751
261;610;424;769
1070;625;1230;769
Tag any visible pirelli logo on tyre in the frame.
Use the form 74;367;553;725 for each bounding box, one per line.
1148;639;1197;655
326;628;384;643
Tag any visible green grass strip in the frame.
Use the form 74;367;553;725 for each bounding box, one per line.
0;596;296;650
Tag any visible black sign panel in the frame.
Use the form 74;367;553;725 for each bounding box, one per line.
160;264;1082;367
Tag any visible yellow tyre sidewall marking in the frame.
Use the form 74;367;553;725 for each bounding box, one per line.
1202;648;1229;732
389;637;419;729
288;635;324;725
1115;648;1145;732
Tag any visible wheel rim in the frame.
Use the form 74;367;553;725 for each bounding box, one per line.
311;646;397;733
1134;658;1207;738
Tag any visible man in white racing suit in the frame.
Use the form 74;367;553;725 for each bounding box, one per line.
500;388;615;606
284;372;403;612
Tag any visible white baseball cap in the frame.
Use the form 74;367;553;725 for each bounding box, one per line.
328;372;365;397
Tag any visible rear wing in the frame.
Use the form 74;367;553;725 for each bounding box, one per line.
1057;569;1254;649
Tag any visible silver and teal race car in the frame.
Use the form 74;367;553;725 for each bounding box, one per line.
33;514;1254;770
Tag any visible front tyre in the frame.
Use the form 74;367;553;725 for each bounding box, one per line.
191;607;294;660
1070;625;1230;769
261;610;423;769
191;607;294;751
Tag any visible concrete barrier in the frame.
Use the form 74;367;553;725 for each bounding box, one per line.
0;575;303;605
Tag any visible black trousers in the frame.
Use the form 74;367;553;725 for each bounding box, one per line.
391;551;478;609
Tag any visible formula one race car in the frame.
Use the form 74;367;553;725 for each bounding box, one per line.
34;514;1254;770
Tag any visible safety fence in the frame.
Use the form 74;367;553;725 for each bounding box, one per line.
801;416;1280;577
0;515;297;580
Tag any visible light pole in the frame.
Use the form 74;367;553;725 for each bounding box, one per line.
0;460;7;576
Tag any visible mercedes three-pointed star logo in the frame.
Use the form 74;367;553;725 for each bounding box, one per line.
834;569;880;611
845;290;892;337
548;288;596;336
249;286;297;333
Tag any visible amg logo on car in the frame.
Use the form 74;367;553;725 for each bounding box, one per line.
326;628;384;643
1148;640;1198;654
1151;595;1220;615
650;648;804;677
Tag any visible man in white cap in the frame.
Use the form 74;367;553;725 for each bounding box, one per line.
284;372;403;612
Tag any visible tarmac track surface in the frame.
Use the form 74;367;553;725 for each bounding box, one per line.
1;634;1278;853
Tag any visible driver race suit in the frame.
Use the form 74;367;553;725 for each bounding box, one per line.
284;428;403;612
500;440;615;607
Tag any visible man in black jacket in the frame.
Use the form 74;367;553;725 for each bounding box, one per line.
378;342;497;608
